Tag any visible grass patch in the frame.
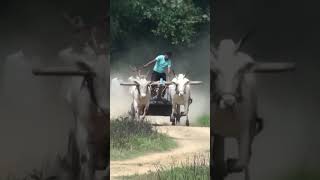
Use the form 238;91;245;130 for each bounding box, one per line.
111;116;177;160
196;114;210;127
121;153;210;180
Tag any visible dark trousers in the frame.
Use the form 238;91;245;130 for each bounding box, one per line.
151;71;167;98
151;71;166;81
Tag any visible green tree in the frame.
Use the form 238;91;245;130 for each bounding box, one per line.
111;0;209;47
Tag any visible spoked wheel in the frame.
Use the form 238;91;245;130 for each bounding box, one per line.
67;130;80;180
212;134;227;180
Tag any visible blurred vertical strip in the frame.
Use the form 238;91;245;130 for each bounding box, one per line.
210;0;214;179
105;0;111;178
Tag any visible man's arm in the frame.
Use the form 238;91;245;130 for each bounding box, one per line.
143;58;157;68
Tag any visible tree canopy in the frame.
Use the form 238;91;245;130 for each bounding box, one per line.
111;0;209;48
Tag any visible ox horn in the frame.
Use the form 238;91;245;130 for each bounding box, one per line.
129;65;136;71
211;46;218;59
253;62;296;73
145;70;150;78
184;71;190;78
235;28;256;52
189;81;203;85
129;65;140;76
171;69;175;75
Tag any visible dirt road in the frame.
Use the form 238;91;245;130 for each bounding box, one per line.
110;117;210;179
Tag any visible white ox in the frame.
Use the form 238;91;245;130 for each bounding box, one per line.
210;36;295;180
120;75;152;120
168;74;202;126
33;48;109;180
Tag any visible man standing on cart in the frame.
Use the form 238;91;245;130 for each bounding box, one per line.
142;51;173;100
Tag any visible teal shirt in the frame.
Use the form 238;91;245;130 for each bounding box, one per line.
153;55;172;73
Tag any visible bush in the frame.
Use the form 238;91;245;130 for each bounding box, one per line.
111;116;177;160
196;114;210;127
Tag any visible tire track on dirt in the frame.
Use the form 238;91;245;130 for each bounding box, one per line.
110;120;210;179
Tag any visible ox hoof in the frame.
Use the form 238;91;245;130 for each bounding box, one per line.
171;119;176;125
186;120;189;126
226;158;243;173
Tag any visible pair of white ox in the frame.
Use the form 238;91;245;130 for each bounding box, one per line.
121;74;202;124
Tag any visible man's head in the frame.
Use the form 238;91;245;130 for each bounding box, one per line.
164;51;173;59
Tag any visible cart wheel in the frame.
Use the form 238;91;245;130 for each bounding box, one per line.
67;131;80;179
212;134;227;180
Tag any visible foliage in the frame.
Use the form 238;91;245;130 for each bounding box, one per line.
111;0;209;47
196;114;210;127
110;116;177;160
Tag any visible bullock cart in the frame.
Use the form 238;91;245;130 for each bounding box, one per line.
147;82;186;125
120;79;185;125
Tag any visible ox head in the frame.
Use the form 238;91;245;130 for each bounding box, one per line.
120;75;153;98
169;74;203;96
211;32;296;109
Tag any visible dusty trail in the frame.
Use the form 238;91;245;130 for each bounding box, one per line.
110;118;210;179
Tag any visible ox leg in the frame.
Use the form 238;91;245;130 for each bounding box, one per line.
66;130;80;180
133;101;140;120
130;103;135;120
76;125;94;180
136;108;140;121
184;102;190;126
245;167;250;180
212;134;227;180
80;149;95;180
141;105;148;120
176;105;181;124
227;131;251;173
170;103;176;125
